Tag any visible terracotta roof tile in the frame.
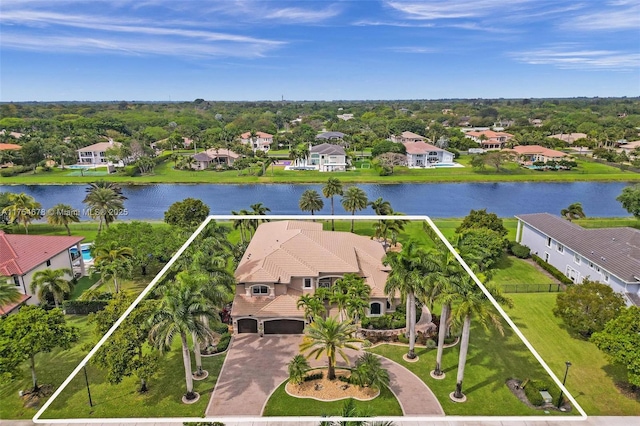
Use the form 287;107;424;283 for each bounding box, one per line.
0;231;84;275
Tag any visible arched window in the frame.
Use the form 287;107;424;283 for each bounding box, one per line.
251;285;269;295
370;302;382;316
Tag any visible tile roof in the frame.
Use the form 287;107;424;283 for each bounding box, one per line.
506;145;567;158
465;130;513;139
77;142;121;152
235;221;389;297
0;231;84;276
241;131;273;139
0;293;31;315
315;132;345;140
0;143;21;151
400;131;425;139
231;294;304;318
311;143;346;156
402;141;450;155
516;213;640;284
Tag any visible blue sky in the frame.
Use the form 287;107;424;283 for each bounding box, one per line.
1;0;639;101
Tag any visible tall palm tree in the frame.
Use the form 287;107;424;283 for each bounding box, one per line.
46;203;80;236
297;294;326;322
299;189;324;218
441;279;512;400
30;268;72;308
83;186;126;232
323;177;343;231
299;316;361;380
560;202;586;221
341;186;368;233
2;193;42;234
148;279;216;401
93;243;134;293
231;209;251;244
369;197;393;216
248;203;270;237
383;241;427;359
0;277;22;307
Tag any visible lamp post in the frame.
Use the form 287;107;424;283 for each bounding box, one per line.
557;361;571;409
83;365;93;407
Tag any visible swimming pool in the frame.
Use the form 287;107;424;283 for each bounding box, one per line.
70;243;93;261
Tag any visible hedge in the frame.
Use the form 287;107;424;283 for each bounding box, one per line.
531;254;574;285
509;241;531;259
62;299;109;314
216;332;231;352
522;379;560;406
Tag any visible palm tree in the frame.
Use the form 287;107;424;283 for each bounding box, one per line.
561;202;586;221
383;241;427;359
299;189;324;218
341;186;368;233
297;294;326;322
231;209;251;244
441;279;512;400
248;203;270;237
83;186;126;232
148;279;216;401
323;177;343;231
2;193;42;234
93;243;133;293
0;277;22;307
350;352;390;390
369;197;392;216
288;354;311;386
30;268;72;308
299;316;361;380
46;203;80;236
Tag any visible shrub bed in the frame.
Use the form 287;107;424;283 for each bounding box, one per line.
531;254;573;285
509;241;531;259
62;299;109;314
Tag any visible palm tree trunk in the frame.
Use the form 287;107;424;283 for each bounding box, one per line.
113;272;119;293
454;314;472;399
23;220;29;235
434;303;449;376
64;223;71;236
330;197;335;231
408;292;416;359
140;378;148;393
350;211;355;232
180;333;195;398
53;297;59;309
192;332;203;376
30;354;38;390
328;355;336;380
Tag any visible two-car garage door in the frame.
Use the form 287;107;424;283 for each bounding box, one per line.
236;318;304;334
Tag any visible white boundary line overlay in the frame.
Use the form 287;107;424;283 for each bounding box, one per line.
33;214;588;423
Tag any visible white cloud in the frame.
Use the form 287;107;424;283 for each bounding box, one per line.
566;1;640;30
510;44;640;70
385;0;535;20
387;46;438;53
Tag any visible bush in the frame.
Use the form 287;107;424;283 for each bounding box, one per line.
509;241;531;259
397;334;409;344
62;299;109;315
213;323;230;334
531;254;574;285
304;371;324;381
216;332;231;352
117;165;138;177
522;379;558;407
378;165;392;176
0;165;33;177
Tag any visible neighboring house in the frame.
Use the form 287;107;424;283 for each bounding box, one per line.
337;113;354;121
617;140;640;155
307;143;348;172
77;140;122;165
192;148;239;170
465;130;514;150
0;231;86;309
315;131;345;141
549;133;588;144
529;118;543;127
231;221;398;335
0;143;21;168
0;130;24;139
504;145;567;165
390;131;426;144
240;131;273;152
403;142;454;167
515;213;640;306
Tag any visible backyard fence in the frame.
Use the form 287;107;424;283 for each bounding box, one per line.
501;283;562;293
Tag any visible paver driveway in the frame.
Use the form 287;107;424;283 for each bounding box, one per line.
206;334;302;416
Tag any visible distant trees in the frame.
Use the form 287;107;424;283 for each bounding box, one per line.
83;181;127;232
164;198;210;230
46;203;80;236
560;202;586;221
455;209;508;238
1;193;42;234
298;189;324;217
617;184;640;219
341;186;368;232
323;178;343;231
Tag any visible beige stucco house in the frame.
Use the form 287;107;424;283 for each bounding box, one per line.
240;131;273;152
192;148;239;170
231;221;397;334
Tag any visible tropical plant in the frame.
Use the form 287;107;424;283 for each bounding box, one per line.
299;189;324;217
83;183;126;232
299;316;361;380
148;278;216;401
297;294;326;322
231;209;251;244
560;202;586;221
30;268;72;308
350;352;390;390
92;243;134;293
323;177;343;231
0;277;22;307
341;186;368;232
45;203;80;236
247;202;270;237
288;354;311;385
1;192;42;234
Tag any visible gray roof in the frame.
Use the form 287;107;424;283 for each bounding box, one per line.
516;213;640;284
316;131;345;140
311;143;346;155
193;152;212;161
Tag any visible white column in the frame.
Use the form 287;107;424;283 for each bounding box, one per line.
516;220;522;243
76;242;86;276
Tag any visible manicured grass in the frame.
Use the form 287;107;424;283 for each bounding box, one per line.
0;315;94;420
574;217;640;230
3;157;639;184
368;321;577;416
505;293;640;415
41;351;226;419
69;274;101;300
263;381;402;417
4;221;168;243
489;255;558;290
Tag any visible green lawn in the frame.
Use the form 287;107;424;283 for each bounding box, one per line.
69;274;101;300
505;293;640;415
263;381;402;417
2;157;639;184
489;255;559;293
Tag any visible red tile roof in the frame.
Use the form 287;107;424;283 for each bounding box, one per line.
0;231;84;276
0;143;22;151
0;293;31;315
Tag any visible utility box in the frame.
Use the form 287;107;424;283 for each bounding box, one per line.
540;390;553;404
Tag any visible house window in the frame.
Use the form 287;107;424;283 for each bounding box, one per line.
546;237;552;247
251;285;269;295
574;254;580;264
303;278;313;289
370;302;382;316
318;278;332;288
386;301;391;310
595;266;601;272
557;244;564;253
604;274;609;283
13;275;20;287
46;260;51;267
589;262;594;269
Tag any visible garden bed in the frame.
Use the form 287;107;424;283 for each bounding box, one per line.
285;369;379;402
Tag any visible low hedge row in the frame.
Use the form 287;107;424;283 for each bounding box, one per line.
531;254;574;285
0;165;35;177
216;332;231;352
62;299;109;314
509;241;531;259
522;379;560;406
